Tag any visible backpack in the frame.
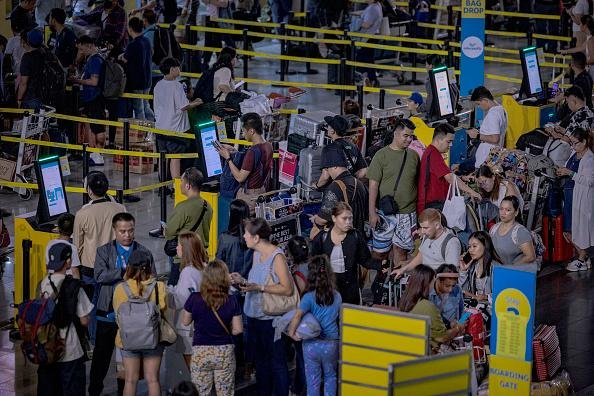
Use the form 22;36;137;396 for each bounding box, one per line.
490;223;544;268
116;282;160;351
38;48;66;107
17;275;67;365
100;55;126;100
152;25;182;66
193;67;220;103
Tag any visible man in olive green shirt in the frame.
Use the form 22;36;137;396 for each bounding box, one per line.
165;167;213;285
367;119;419;266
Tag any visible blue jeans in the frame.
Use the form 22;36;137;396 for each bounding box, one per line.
81;273;99;345
247;317;289;396
168;256;180;286
130;88;154;121
303;339;339;396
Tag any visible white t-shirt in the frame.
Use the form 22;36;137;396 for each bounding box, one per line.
419;230;462;271
5;36;25;76
330;245;346;274
572;0;589;32
40;274;93;362
475;105;508;168
169;265;203;333
360;2;383;35
45;240;81;275
154;79;190;132
213;67;235;101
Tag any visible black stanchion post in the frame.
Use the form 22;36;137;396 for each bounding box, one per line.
349;40;356;87
184;24;192;72
446;40;454;68
365;117;372;155
159;151;167;225
379;89;386;109
272;141;280;191
527;29;533;47
298;108;306;114
243;28;249;89
406;21;422;85
116;189;124;204
455;26;461;70
447;5;453;41
280;22;287;81
122;121;140;203
339;57;346;112
82;143;89;205
22;239;32;301
71;85;79;148
357;85;364;116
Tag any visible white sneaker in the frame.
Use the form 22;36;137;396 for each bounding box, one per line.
89;152;104;166
566;259;590;272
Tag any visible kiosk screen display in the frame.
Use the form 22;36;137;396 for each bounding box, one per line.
433;68;454;117
199;123;223;178
521;47;543;96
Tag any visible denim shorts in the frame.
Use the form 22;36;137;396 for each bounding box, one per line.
120;345;164;358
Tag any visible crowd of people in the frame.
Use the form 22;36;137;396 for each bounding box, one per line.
4;1;594;396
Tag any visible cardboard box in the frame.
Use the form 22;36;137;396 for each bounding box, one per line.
0;158;16;181
113;142;155;174
114;119;154;146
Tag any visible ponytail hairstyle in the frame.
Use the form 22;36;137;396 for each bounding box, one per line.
306;255;336;306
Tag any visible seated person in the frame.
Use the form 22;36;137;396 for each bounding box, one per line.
316;115;367;188
398;265;465;352
429;264;464;327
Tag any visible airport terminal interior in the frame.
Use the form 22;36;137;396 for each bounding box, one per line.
0;0;594;395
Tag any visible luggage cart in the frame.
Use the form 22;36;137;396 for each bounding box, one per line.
255;187;303;246
0;106;55;200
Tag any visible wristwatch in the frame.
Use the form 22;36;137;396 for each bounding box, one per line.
226;157;232;163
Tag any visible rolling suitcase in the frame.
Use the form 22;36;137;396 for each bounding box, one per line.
542;215;573;264
532;324;561;381
298;146;323;200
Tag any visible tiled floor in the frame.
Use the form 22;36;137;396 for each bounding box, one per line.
1;35;585;395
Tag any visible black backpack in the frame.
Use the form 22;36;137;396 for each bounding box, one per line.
52;275;90;357
38;48;66;107
152;25;182;66
99;55;126;100
193;67;219;103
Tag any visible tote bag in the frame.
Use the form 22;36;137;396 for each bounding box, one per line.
442;177;466;231
262;259;300;315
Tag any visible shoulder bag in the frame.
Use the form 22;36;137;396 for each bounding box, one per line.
155;283;177;346
442;176;467;231
378;150;408;215
262;253;300;316
164;200;208;257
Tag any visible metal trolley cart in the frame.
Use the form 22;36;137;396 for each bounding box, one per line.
255;187;303;246
0;106;56;200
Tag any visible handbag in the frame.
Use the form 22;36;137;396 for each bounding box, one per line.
155;285;177;346
164;200;208;257
240;94;271;116
378;150;408;216
280;309;322;340
442;177;467;231
262;254;300;315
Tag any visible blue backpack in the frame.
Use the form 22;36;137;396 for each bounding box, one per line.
219;145;265;198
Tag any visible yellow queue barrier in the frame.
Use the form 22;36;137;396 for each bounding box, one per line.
339;304;430;395
502;94;557;148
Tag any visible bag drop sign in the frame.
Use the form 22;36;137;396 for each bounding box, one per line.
463;0;485;17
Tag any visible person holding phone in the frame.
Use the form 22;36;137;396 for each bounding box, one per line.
458;231;501;303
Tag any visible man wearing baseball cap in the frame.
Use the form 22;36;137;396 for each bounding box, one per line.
315;114;367;189
38;242;93;395
310;145;368;237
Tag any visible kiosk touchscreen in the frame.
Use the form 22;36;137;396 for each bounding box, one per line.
196;121;223;181
519;46;544;99
34;155;69;226
429;66;455;119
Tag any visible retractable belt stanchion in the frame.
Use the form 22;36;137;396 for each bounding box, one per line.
527;29;533;47
159;151;167;229
379;88;386;109
116;188;124;204
243;28;249;88
279;22;287;82
82;143;89;205
349;39;356;89
71;85;80;153
406;20;423;85
22;239;32;301
122;121;140;202
447;5;454;42
184;24;193;72
357;85;364;115
447;41;454;69
339;57;347;112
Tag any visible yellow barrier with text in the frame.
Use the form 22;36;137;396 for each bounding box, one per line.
388;350;473;395
339;304;430;395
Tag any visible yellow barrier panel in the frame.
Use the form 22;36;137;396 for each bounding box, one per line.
213;17;280;29
417;22;456;31
533;32;572;42
354;41;448;56
339;304;430;396
388;351;473;395
348;31;445;46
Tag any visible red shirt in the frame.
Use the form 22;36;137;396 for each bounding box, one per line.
241;142;273;189
417;144;451;213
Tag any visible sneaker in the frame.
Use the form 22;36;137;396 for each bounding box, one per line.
89;152;104;166
566;259;590;272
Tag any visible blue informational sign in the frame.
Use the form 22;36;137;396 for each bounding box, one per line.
490;266;536;361
460;0;486;96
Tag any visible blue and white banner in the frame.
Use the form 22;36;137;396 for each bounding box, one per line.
460;0;486;96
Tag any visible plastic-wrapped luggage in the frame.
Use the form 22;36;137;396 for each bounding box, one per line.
298;146;323;200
